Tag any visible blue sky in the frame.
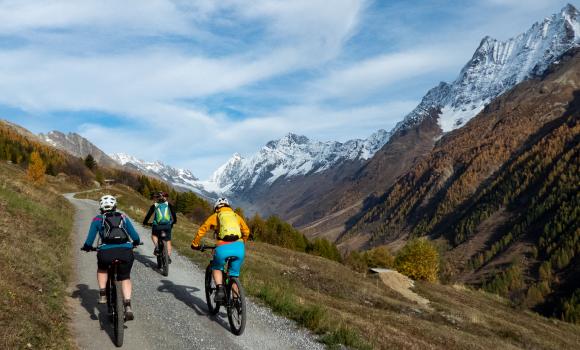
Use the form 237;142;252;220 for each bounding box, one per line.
0;0;576;178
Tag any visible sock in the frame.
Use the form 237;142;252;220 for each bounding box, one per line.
99;289;106;297
124;299;131;307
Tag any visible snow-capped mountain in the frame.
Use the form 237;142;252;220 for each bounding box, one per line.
39;131;118;167
208;5;579;198
109;153;209;194
398;3;580;133
208;129;391;193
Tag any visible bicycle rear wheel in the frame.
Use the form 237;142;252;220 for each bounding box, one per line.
204;264;219;315
113;281;124;347
161;242;169;277
227;277;246;335
156;241;163;269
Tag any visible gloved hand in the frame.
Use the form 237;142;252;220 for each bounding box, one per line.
132;240;141;248
81;244;92;252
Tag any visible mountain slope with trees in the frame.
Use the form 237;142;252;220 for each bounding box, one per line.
341;47;580;321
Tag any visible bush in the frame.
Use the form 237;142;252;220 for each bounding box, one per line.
307;238;342;262
394;238;439;282
366;246;394;268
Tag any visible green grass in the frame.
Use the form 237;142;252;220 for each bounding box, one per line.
0;163;76;349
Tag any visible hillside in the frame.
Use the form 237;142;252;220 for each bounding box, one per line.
75;183;580;349
341;46;580;320
0;162;80;349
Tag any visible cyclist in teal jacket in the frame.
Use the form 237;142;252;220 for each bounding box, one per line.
81;195;141;320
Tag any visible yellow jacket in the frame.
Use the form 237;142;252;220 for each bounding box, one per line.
192;207;250;247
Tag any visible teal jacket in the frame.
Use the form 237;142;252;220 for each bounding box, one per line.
83;212;140;250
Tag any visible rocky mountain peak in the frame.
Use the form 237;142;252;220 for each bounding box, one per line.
39;130;117;167
397;4;579;134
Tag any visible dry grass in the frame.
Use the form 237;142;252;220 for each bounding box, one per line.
76;184;580;350
0;162;78;349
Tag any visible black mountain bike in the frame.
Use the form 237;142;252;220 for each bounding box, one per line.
147;224;170;276
201;243;247;335
85;246;138;347
156;230;170;277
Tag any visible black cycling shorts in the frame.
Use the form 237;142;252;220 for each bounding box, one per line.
97;248;134;281
152;226;172;241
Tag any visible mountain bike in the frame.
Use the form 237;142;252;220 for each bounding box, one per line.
156;230;170;277
201;243;247;335
148;224;170;276
84;246;140;347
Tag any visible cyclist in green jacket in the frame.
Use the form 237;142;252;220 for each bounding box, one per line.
143;191;177;262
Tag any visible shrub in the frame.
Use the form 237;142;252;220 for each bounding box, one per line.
366;246;394;268
394;238;439;281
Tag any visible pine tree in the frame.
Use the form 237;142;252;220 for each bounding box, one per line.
84;154;97;170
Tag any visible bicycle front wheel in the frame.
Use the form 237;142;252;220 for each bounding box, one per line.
113;281;124;347
227;277;246;335
204;264;219;315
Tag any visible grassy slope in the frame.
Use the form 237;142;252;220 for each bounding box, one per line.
76;185;580;350
0;163;81;349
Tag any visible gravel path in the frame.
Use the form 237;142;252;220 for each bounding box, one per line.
65;194;324;350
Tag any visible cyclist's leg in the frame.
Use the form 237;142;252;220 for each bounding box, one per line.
151;230;159;255
211;252;225;285
97;250;111;288
164;229;172;257
96;250;112;303
117;249;135;300
116;248;135;319
97;270;108;289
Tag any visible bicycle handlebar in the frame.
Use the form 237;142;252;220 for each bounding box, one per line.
81;242;143;252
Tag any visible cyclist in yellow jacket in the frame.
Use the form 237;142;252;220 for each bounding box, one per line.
191;197;250;302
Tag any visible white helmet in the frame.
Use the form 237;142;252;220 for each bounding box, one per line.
99;195;117;212
214;197;230;210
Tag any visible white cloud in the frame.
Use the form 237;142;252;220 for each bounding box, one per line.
307;49;461;102
0;0;198;36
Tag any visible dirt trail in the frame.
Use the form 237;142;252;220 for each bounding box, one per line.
65;194;322;350
375;269;431;308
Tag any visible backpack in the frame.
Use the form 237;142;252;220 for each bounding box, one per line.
217;210;242;241
153;202;172;225
102;212;130;244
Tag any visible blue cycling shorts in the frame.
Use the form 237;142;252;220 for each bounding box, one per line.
211;241;245;277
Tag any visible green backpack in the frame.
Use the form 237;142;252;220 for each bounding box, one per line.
153;202;172;225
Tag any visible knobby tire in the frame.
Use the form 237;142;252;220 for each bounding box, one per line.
113;280;125;347
205;264;219;315
227;277;246;336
